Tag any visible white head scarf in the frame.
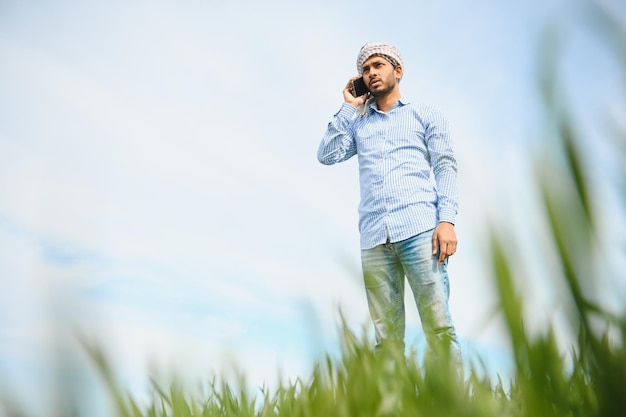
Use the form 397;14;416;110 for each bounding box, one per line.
356;42;404;75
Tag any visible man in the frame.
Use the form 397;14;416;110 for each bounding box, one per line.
318;42;461;360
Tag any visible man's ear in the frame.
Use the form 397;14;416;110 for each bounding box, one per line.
395;65;403;80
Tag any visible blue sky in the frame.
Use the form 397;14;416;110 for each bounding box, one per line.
1;0;625;415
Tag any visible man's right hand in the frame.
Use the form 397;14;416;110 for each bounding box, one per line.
343;76;369;107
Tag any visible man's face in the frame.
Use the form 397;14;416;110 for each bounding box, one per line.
361;55;402;97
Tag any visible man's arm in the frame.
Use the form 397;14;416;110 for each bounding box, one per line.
425;106;459;263
317;77;368;165
317;104;358;165
425;106;458;224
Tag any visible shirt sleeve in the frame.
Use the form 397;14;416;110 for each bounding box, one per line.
424;107;458;224
317;103;358;165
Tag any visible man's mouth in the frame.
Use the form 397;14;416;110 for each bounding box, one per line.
369;79;382;88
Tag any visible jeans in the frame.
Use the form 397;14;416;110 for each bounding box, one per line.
361;229;461;360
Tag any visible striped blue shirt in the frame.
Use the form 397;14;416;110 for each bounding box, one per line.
318;99;458;249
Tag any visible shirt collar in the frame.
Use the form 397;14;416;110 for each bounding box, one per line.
368;98;409;113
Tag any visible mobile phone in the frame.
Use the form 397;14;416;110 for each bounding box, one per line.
351;77;369;97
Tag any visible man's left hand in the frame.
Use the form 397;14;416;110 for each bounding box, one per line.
432;222;457;264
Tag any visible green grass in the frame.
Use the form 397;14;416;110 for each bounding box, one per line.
80;275;624;417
